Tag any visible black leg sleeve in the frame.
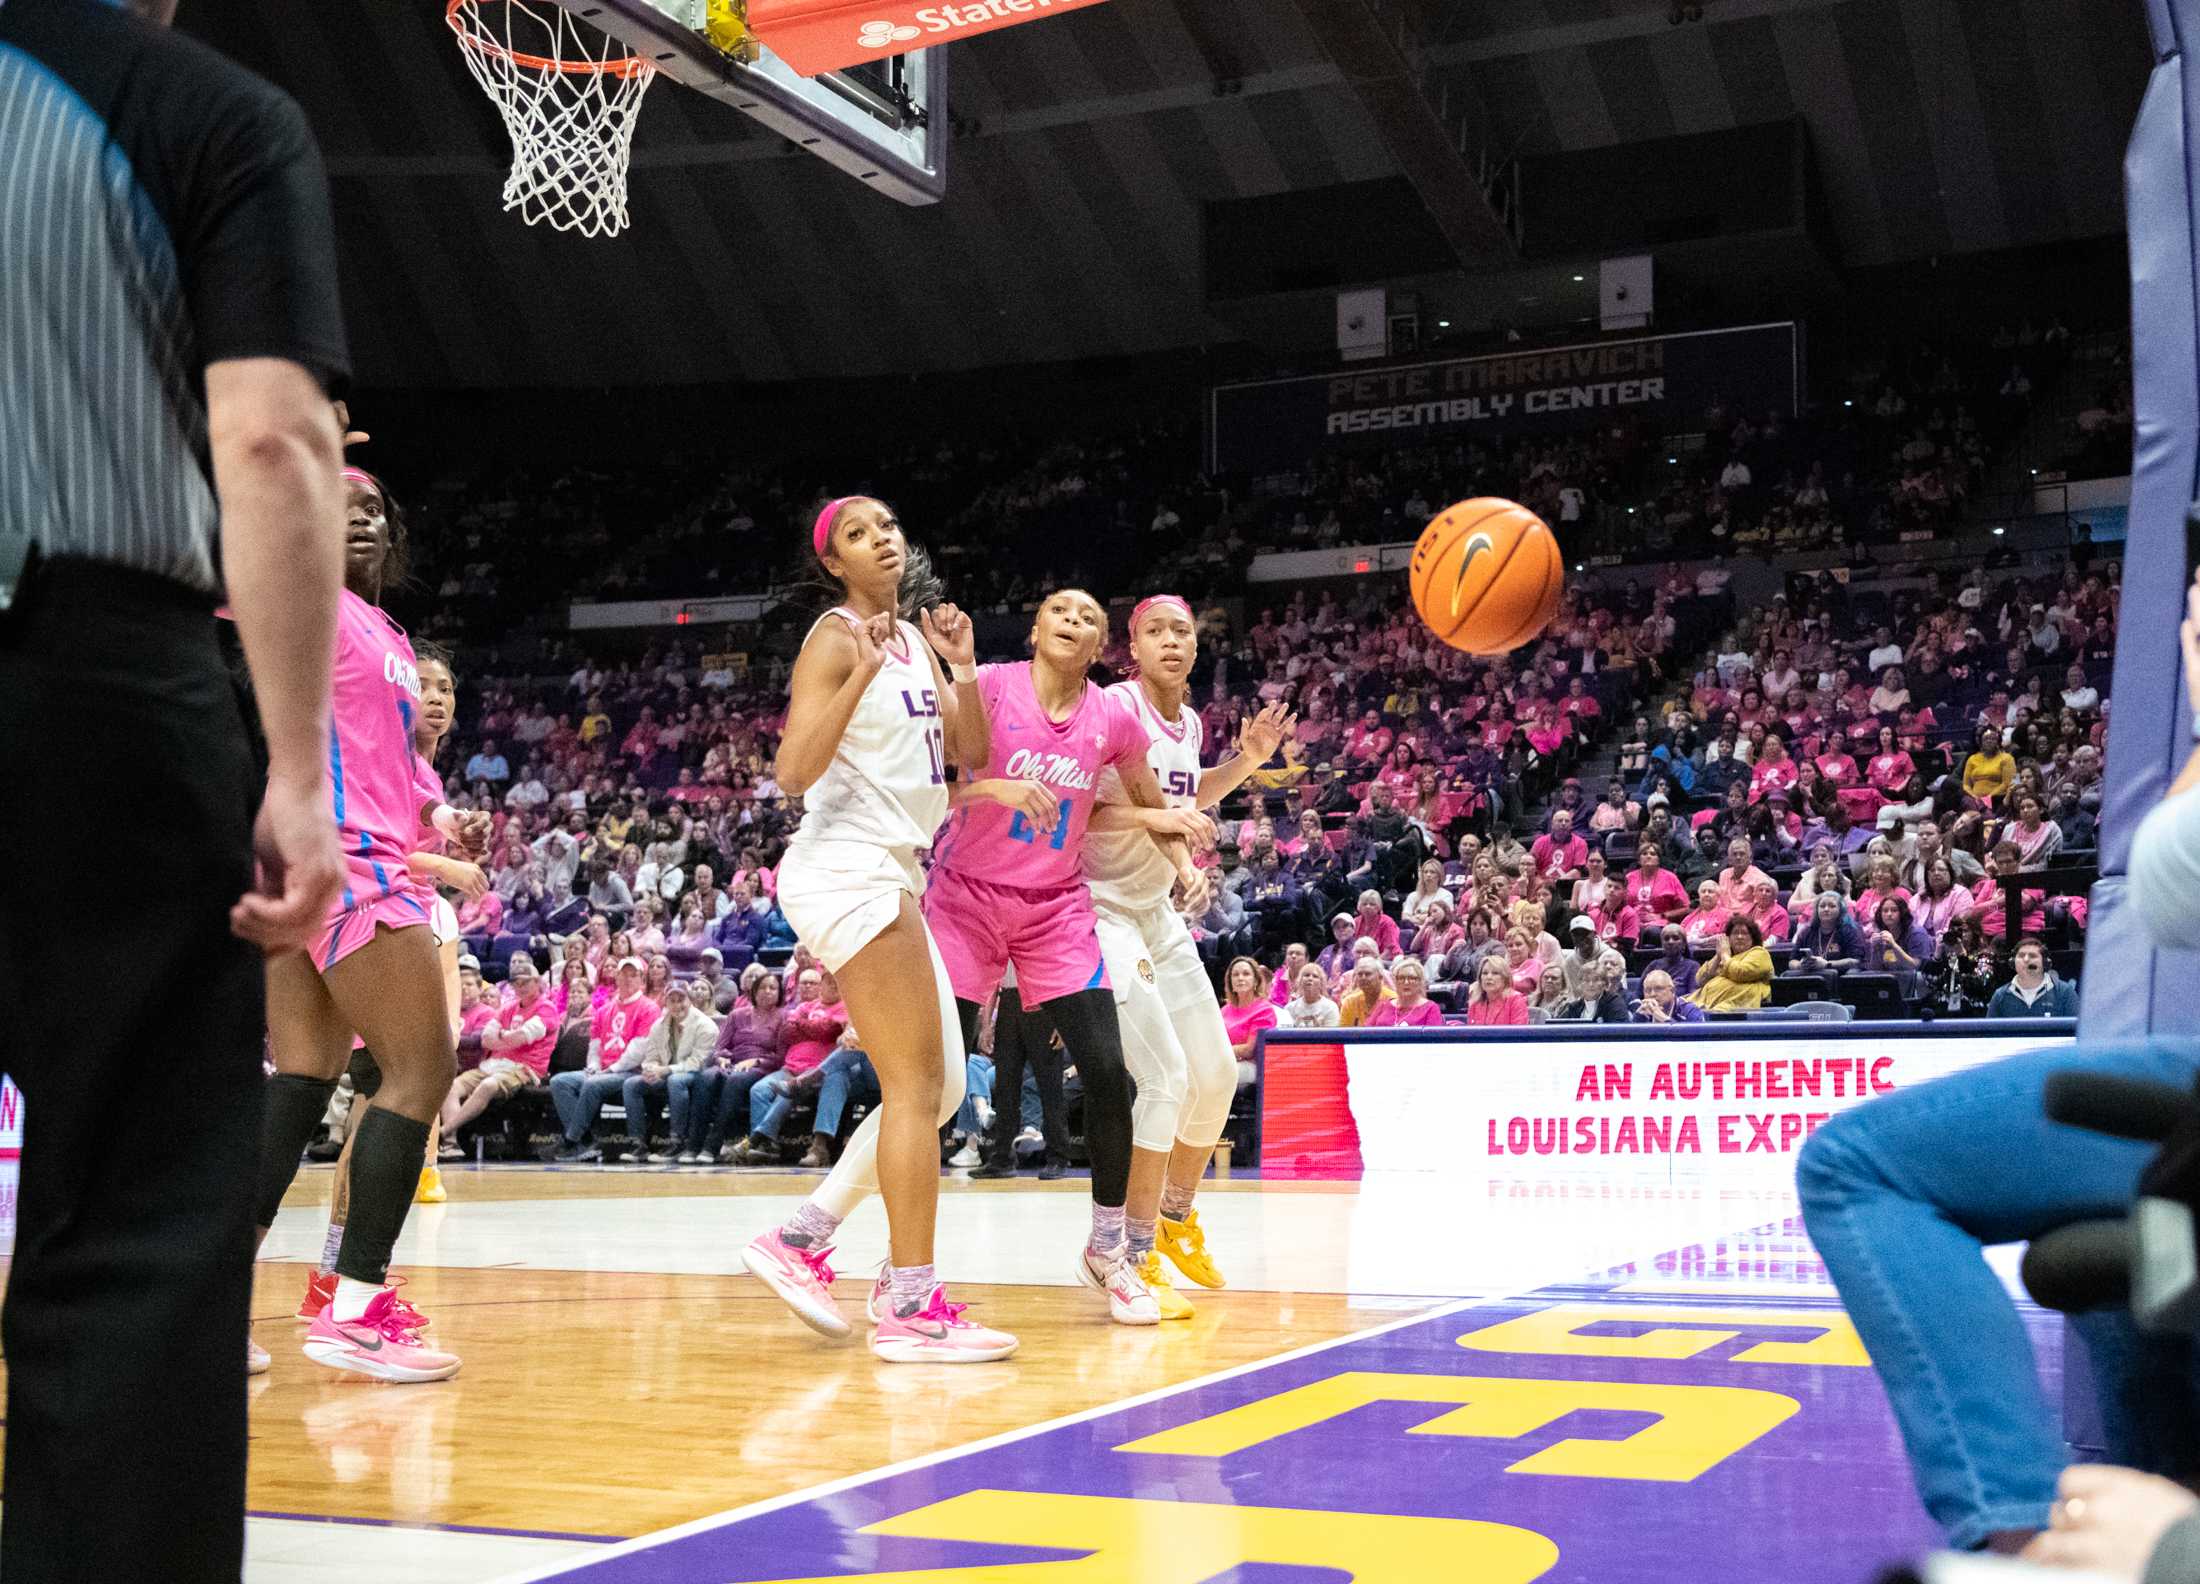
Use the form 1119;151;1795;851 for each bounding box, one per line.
255;1074;337;1230
1035;987;1132;1207
334;1108;431;1286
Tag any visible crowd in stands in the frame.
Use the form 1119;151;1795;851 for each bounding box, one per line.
371;319;2109;1170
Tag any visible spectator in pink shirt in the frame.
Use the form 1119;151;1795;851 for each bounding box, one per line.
731;968;845;1164
1714;837;1772;913
1367;959;1445;1026
1681;880;1731;947
1529;810;1588;882
439;952;554;1142
456;887;504;940
1623;839;1690;922
1268;943;1312;1006
1466;956;1530;1025
1351;890;1401;959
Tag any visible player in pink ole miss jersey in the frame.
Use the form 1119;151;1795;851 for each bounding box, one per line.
295;644;486;1321
742;496;1017;1363
1084;596;1292;1317
247;464;486;1383
923;588;1210;1326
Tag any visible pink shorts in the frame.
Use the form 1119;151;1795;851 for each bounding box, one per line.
318;866;432;972
921;867;1108;1008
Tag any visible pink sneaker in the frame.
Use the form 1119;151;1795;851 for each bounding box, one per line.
303;1289;461;1382
866;1262;890;1324
742;1229;851;1339
870;1286;1018;1363
1076;1247;1160;1325
247;1336;271;1376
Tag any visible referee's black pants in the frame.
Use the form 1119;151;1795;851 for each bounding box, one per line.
0;560;266;1583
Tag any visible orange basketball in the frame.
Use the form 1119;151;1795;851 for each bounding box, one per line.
1408;497;1564;655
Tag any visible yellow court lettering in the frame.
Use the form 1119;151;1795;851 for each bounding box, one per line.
740;1488;1560;1584
1455;1305;1870;1366
1119;1371;1797;1482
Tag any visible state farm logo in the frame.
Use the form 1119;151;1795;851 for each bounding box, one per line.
857;1;1104;50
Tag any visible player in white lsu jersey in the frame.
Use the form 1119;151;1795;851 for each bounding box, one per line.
1082;594;1293;1316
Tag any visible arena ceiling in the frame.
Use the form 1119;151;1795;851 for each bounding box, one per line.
180;0;2149;389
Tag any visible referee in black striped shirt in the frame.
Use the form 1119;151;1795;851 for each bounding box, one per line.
1;0;349;1577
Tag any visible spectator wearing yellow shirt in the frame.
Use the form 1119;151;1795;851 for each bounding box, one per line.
1337;958;1396;1027
1961;725;2016;805
1689;916;1776;1011
579;695;613;745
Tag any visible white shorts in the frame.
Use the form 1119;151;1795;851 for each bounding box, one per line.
430;896;460;949
775;839;925;975
1095;894;1237;1152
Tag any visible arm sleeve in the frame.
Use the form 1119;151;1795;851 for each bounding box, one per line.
2130;790;2200;952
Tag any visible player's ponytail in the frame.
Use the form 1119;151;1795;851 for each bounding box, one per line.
894;542;946;623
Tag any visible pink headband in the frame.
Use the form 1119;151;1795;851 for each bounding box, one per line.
1130;594;1193;631
341;466;383;498
812;496;859;558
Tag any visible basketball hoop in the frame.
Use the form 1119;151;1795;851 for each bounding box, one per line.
447;0;657;237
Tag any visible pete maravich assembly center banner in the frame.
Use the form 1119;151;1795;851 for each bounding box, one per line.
1207;322;1800;474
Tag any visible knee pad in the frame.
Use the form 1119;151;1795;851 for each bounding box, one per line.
1131;1067;1189;1155
1174;1006;1240;1151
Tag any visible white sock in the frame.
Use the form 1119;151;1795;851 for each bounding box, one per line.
331;1276;384;1324
318;1221;344;1275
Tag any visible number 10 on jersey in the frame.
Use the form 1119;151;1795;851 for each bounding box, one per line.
1009;797;1075;851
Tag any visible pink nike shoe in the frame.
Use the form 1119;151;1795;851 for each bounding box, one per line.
302;1289;461;1383
742;1229;851;1339
866;1262;890;1324
870;1286;1018;1363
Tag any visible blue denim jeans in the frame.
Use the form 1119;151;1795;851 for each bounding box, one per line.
750;1070;814;1139
956;1054;995;1137
1796;1039;2200;1548
548;1070;626;1143
622;1073;708;1147
815;1048;877;1139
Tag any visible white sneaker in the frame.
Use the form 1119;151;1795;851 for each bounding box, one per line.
676;1150;703;1164
247;1336;271;1376
948;1140;983;1168
1013;1126;1043;1155
867;1262;891;1324
1076;1247;1160;1325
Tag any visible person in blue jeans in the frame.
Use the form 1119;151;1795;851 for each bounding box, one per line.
796;1045;879;1171
1801;579;2200;1552
1797;1040;2200;1550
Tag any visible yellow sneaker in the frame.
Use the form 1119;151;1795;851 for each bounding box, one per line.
415;1166;447;1204
1157;1209;1224;1289
1137;1251;1195;1321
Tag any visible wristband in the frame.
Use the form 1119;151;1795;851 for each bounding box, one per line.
951;663;978;684
431;804;463;837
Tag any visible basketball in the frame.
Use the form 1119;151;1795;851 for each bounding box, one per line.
1407;497;1565;654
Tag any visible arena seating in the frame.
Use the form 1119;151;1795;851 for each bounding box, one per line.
395;321;2111;1163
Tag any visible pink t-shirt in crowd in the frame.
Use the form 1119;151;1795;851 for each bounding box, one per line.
931;662;1148;892
1467;993;1529;1026
1367;998;1444;1027
1220;999;1277;1050
779;999;848;1078
591;992;661;1068
485;990;559;1077
1624;868;1689;920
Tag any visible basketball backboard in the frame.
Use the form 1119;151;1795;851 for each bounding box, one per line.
557;0;946;204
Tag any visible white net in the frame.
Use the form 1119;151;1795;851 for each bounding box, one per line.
446;0;657;238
